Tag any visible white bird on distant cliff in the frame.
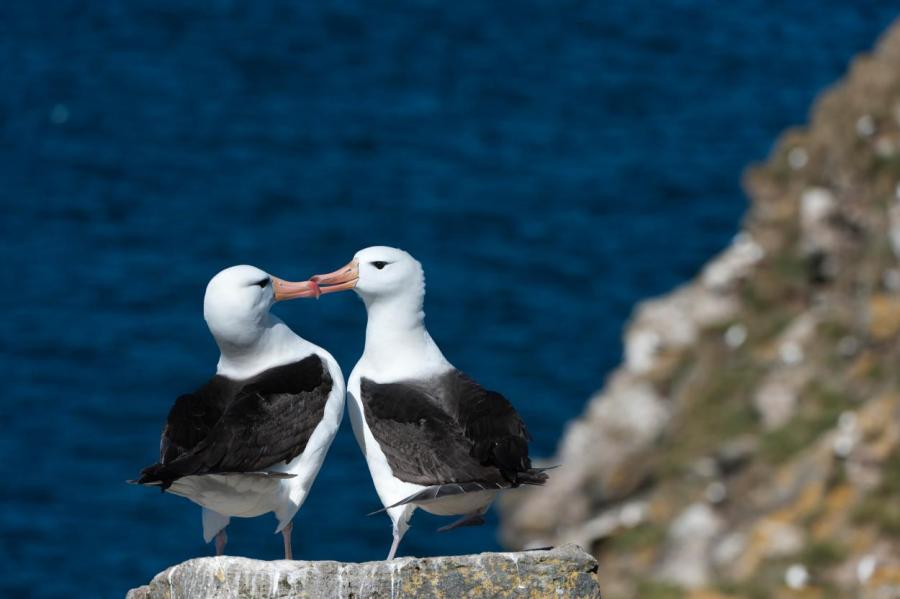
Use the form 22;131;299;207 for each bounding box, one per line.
310;247;548;560
133;265;345;559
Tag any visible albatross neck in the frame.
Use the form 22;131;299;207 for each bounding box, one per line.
214;315;312;380
361;291;449;379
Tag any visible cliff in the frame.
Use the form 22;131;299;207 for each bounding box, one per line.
502;18;900;599
125;544;600;599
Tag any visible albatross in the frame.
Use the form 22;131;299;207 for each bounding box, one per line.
132;265;345;559
310;246;548;560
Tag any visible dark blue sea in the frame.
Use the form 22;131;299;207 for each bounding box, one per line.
2;2;896;596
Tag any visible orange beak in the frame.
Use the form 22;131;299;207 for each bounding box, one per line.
271;277;321;301
310;259;359;295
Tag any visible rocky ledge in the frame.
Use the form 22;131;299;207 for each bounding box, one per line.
125;544;600;599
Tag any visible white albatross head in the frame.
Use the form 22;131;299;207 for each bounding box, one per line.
309;247;448;377
203;264;320;355
309;246;424;306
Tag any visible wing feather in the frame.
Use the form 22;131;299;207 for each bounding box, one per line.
360;369;546;490
135;355;333;488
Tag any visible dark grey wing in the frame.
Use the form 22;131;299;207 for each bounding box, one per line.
361;370;549;510
445;371;543;485
360;378;506;487
136;355;333;489
158;376;238;465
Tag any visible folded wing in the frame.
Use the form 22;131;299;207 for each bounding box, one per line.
136;355;332;489
360;369;546;492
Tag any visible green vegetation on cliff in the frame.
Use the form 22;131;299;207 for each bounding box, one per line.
503;19;900;599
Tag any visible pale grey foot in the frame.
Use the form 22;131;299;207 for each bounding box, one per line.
215;528;228;556
282;521;293;560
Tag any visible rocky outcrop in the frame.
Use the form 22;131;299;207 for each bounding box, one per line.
502;18;900;599
125;544;600;599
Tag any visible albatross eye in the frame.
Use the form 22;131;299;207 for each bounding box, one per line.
252;278;270;288
370;261;389;270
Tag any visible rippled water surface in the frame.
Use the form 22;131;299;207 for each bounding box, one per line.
2;2;896;596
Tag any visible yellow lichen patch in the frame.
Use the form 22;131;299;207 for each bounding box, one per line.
862;562;900;599
606;452;656;498
731;522;789;580
809;484;857;540
867;563;900;586
772;473;827;523
772;587;825;599
633;545;660;570
856;393;898;435
852;394;900;469
848;351;879;381
845;527;879;555
867;294;900;341
687;589;744;599
732;470;831;579
391;556;596;599
648;490;683;523
645;348;692;389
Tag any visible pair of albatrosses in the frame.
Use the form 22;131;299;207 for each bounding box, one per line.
134;246;548;560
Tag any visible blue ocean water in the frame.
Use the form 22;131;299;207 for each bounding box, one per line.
1;2;896;596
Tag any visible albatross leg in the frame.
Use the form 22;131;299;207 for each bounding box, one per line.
203;508;231;556
282;521;293;560
215;529;228;556
387;530;403;561
387;504;414;560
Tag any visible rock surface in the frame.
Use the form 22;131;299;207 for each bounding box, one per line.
502;18;900;599
125;544;600;599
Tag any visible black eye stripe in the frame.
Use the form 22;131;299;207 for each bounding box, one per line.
252;278;270;287
371;261;389;270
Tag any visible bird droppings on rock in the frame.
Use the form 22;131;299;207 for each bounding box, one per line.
125;544;601;599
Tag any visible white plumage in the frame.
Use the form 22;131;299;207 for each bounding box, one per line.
312;247;546;560
134;265;344;558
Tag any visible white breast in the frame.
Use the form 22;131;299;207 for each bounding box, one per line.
268;349;345;527
347;369;426;510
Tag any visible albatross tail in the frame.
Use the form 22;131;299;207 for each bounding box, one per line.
129;462;295;490
368;466;554;515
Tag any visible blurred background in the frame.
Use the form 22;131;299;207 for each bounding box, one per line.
2;2;897;597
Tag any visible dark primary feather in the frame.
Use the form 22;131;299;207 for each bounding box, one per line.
135;355;332;489
360;369;548;493
369;480;506;514
158;377;235;465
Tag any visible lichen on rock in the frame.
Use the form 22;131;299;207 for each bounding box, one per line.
125;544;600;599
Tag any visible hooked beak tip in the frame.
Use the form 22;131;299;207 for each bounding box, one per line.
310;259;360;295
272;277;321;301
